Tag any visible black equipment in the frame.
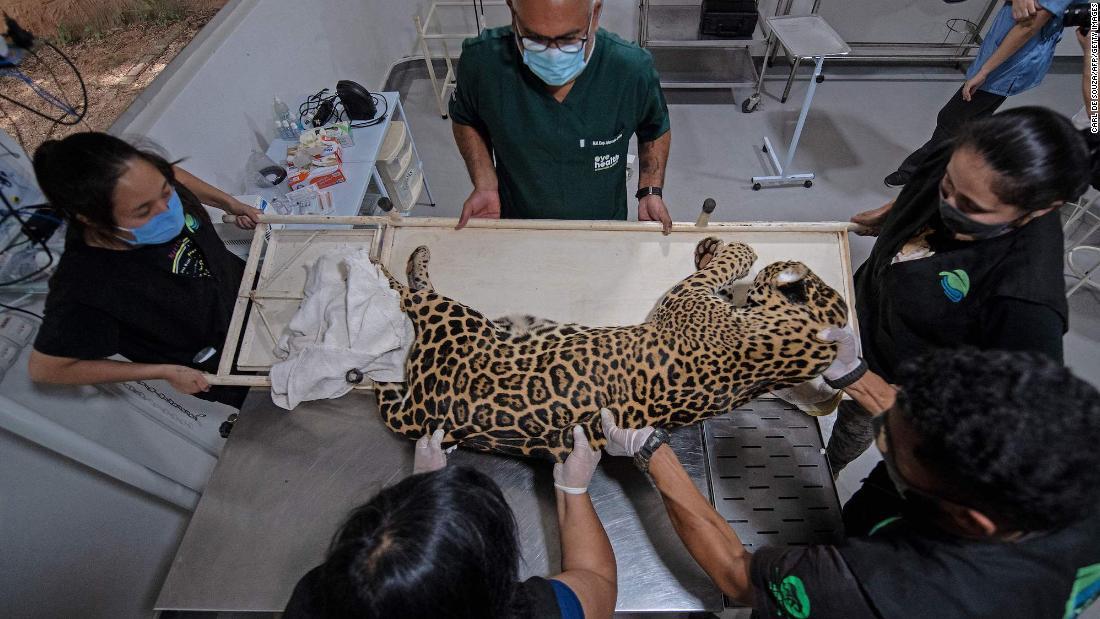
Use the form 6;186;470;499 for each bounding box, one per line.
1064;4;1092;31
699;0;758;39
336;80;377;121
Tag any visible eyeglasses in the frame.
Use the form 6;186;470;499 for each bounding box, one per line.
513;14;593;54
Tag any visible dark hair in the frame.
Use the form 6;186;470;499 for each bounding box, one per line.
311;466;527;618
895;349;1100;531
953;106;1091;211
31;131;206;241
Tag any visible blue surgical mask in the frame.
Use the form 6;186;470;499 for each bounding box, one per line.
518;17;596;86
118;189;185;246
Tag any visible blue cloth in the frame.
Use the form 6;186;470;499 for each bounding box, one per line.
549;579;584;619
965;0;1074;96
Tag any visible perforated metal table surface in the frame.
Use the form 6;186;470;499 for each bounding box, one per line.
704;400;844;552
157;394;842;614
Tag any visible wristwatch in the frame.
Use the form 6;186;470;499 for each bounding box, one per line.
634;428;671;473
635;186;663;200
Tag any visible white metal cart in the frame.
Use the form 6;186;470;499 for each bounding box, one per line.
750;15;849;191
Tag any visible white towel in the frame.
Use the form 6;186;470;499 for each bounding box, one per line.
270;249;413;410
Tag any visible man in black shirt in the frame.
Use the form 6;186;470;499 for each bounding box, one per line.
602;348;1100;618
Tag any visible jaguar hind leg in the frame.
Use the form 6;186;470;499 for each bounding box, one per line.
406;245;434;292
375;381;415;437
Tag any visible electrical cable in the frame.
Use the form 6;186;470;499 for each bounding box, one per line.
297;87;388;129
0;187;54;287
0;299;42;320
0;39;87;126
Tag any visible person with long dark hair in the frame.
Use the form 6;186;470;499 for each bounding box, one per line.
823;106;1093;484
27;132;261;408
284;426;616;618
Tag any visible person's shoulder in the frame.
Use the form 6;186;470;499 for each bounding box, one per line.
597;29;655;71
461;26;514;58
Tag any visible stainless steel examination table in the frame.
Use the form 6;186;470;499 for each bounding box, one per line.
156;217;852;614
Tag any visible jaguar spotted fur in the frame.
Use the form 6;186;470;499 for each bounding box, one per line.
375;237;848;462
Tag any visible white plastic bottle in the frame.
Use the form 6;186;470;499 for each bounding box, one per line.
273;97;292;139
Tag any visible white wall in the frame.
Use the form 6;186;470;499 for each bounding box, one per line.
114;0;431;191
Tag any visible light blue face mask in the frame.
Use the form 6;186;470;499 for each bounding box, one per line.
518;15;596;87
118;189;185;246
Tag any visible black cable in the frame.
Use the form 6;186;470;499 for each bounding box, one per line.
0;39;87;126
298;87;388;129
0;300;42;319
0;187;54;287
350;92;388;128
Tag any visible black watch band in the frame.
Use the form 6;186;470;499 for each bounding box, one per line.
823;358;869;390
635;186;663;200
634;428;671;473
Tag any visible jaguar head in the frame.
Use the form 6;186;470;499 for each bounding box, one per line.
745;261;848;329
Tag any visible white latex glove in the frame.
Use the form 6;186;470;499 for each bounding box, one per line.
553;425;602;494
817;325;863;383
412;428;447;474
599;408;654;457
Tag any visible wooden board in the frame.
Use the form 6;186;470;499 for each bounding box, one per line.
380;223;856;329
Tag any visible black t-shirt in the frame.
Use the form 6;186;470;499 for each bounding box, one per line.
284;566;568;618
750;466;1100;619
33;191;247;407
854;143;1068;381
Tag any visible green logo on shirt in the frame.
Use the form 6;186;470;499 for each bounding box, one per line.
939;269;970;303
184;212;200;232
1064;563;1100;619
769;574;811;619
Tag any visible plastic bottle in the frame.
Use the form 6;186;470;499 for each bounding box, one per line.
273;97;292;139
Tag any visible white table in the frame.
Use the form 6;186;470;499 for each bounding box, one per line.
264;91;434;228
751;15;850;191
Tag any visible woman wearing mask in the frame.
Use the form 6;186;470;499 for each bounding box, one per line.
823;107;1092;518
27;132;260;408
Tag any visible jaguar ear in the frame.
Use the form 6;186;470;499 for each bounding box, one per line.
776;264;810;304
775;264;808;284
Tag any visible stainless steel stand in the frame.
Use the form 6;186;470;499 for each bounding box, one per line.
751;15;849;190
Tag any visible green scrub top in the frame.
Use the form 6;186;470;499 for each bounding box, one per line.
449;26;670;220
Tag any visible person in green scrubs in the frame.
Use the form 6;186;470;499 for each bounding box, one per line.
450;0;673;232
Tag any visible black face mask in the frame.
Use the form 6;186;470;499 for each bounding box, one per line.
937;198;1025;241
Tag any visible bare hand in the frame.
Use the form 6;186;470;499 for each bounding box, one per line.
1011;0;1038;21
850;201;893;237
161;365;211;394
456;189;501;230
638;194;673;235
962;73;987;102
226;198;263;230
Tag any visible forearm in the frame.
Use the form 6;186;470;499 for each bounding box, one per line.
841;371;897;415
173;166;235;211
638;131;670;189
975;11;1052;78
556;490;616;583
648;445;754;603
28;350;166;385
452;122;498;191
